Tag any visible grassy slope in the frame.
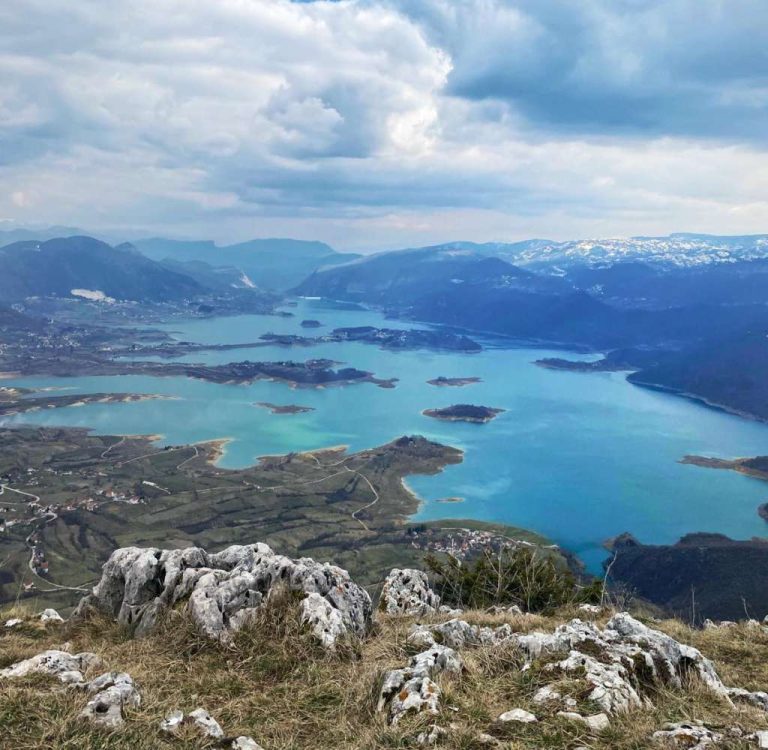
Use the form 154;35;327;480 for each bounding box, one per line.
1;604;767;749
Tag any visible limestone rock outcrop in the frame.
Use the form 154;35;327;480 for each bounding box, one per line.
652;721;734;748
0;651;139;729
497;708;537;723
79;671;141;728
39;608;64;623
0;649;102;684
380;568;440;616
188;708;224;738
403;612;768;717
377;643;463;724
75;543;373;648
160;707;264;745
231;738;265;750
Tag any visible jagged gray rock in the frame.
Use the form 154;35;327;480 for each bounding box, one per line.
79;672;140;729
584;712;610;732
160;709;184;732
300;592;346;650
417;724;448;746
558;710;583;721
189;708;224;738
405;612;768;717
703;619;736;630
487;604;525;615
577;603;602;615
438;604;463;616
39;608;64;623
231;738;265;750
497;708;537;723
160;707;226;738
652;722;724;748
380;568;440;616
75;543;372;648
0;650;101;684
406;618;513;651
550;649;643;713
532;685;561;704
727;686;768;710
1;654;139;729
377;643;462;724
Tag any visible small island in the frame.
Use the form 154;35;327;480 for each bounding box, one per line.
300;319;323;328
254;402;315;415
427;376;482;387
422;404;505;424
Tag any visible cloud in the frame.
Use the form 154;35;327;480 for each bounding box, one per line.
0;0;766;248
385;0;768;142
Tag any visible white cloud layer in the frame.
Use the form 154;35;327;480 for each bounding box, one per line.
0;0;766;249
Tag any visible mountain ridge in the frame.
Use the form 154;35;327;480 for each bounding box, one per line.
0;236;205;303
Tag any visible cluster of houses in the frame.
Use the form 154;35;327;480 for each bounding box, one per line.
406;525;535;559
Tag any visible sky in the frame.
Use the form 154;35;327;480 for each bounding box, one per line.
1;0;767;251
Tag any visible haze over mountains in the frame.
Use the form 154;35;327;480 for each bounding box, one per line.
133;237;358;291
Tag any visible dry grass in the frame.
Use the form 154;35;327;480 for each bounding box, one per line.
2;603;768;749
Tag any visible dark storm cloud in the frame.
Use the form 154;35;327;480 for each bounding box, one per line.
385;0;768;142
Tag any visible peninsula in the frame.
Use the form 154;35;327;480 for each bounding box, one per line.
0;390;172;417
680;454;768;482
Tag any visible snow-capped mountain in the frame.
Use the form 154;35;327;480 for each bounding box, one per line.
503;233;768;269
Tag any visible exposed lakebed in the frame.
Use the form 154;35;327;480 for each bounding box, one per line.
3;298;768;571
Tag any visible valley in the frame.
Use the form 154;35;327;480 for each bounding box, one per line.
3;232;768;621
0;425;548;613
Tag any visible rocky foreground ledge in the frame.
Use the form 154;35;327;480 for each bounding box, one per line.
3;543;768;748
72;542;374;649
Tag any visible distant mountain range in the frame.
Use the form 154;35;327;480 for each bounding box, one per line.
132;237;359;291
412;233;768;269
0;236;204;303
0;225;88;246
0;230;360;293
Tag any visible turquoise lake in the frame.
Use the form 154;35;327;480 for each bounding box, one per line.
4;298;768;571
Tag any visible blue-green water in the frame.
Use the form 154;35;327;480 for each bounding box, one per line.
4;299;768;571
